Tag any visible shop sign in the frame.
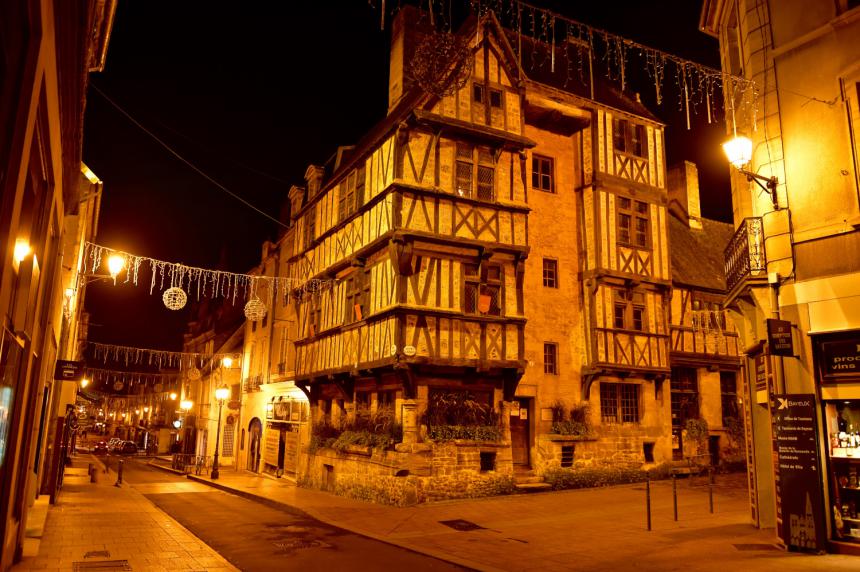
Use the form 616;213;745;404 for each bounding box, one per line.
820;339;860;380
754;354;768;393
770;394;826;552
767;319;794;357
54;360;84;381
264;423;280;465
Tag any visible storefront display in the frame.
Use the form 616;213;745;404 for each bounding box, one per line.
827;400;860;542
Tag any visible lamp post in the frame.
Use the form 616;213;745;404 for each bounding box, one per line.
211;385;230;479
722;135;780;210
179;399;193;454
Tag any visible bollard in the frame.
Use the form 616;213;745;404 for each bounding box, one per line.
90;465;98;483
115;459;124;487
708;467;714;514
672;473;678;521
645;475;652;531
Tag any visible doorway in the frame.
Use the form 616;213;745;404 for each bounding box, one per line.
510;398;531;467
247;418;262;473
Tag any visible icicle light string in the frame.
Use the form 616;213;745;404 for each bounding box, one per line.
460;0;758;129
82;242;334;307
88;341;236;371
84;366;182;393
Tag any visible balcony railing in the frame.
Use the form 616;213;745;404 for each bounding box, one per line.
243;375;262;393
724;217;766;293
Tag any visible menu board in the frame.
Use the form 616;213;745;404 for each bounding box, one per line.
264;423;280;468
770;394;825;552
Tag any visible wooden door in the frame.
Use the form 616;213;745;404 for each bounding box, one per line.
510;398;530;466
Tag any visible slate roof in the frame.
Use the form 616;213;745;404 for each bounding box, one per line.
668;213;735;292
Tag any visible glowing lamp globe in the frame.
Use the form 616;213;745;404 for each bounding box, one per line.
13;239;31;263
215;386;230;401
173;420;182;429
722;136;753;169
222;356;233;369
180;400;193;411
80;378;90;388
107;254;125;278
169;392;178;400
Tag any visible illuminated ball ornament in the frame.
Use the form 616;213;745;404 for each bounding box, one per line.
244;297;267;321
162;286;187;310
187;367;201;381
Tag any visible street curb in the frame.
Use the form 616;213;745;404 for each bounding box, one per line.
184;474;493;572
147;461;187;476
185;474;314;520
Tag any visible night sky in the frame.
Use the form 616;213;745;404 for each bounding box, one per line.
82;1;727;351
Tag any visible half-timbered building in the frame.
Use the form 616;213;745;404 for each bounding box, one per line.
227;8;745;502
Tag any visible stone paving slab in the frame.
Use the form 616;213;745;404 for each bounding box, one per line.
11;457;238;572
188;470;859;572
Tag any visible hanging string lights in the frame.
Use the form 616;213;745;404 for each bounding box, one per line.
384;0;759;129
88;341;238;371
81;242;333;319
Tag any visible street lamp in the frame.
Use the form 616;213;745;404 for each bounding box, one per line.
211;385;230;479
107;254;125;281
722;135;779;210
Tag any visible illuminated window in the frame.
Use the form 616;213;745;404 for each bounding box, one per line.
455;143;495;201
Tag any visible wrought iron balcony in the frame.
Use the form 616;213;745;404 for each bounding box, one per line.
724;217;766;294
243;375;262;393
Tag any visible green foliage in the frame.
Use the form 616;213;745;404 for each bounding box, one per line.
684;418;710;445
422;390;502;442
549;401;592;437
544;463;674;490
427;424;501;442
723;416;745;450
307;407;402;453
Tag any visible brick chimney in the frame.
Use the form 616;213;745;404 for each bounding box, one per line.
387;5;430;113
667;161;703;230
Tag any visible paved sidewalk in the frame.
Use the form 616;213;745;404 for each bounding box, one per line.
11;456;238;572
188;470;857;572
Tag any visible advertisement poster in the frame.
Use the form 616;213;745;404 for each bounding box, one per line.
770;394;826;552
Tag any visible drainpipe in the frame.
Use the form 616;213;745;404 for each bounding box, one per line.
768;273;786;394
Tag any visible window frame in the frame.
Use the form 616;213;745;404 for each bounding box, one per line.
542;258;559;288
343;268;371;325
464;263;503;316
719;371;739;425
612;118;648;158
543;342;559;375
531;154;555;193
455;142;496;202
304;205;316;248
616;196;650;249
600;382;640;424
613;289;647;332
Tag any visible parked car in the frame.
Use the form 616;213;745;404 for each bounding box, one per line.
107;438;123;452
118;441;138;455
92;441;108;455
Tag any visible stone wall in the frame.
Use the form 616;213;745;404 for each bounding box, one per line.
300;440;515;505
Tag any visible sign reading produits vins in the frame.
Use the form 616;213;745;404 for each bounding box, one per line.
770;394;826;552
820;339;860;379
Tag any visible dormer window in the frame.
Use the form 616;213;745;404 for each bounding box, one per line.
612;118;647;158
473;83;503;109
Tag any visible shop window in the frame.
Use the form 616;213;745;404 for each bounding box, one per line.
464;263;502;316
377;390;397;410
612;118;647;158
455;143;495;201
532;154;555;193
720;371;739;424
544;343;558;375
613;290;647;331
355;391;372;412
542;258;558;288
600;383;640;424
616;196;649;248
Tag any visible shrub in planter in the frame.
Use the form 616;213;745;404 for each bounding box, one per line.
549;401;592;437
422;390;501;442
544;462;674;490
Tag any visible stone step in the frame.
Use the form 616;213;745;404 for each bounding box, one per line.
515;482;553;493
514;475;544;485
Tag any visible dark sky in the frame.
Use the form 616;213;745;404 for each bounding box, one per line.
82;1;728;351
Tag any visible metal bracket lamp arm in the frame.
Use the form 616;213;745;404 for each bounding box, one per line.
738;168;779;210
